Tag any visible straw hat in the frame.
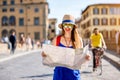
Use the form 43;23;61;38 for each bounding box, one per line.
58;14;77;29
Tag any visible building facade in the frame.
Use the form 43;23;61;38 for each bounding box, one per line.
0;0;49;41
78;4;120;51
48;18;57;40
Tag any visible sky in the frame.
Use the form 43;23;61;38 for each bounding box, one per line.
47;0;120;34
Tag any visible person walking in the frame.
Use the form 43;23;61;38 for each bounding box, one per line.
26;34;32;51
90;28;107;71
9;31;16;54
19;34;25;48
42;14;90;80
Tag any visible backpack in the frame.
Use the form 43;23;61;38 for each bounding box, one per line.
56;35;61;46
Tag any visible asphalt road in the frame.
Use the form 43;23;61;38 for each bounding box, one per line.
0;51;120;80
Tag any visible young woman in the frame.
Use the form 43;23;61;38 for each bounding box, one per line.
42;14;90;80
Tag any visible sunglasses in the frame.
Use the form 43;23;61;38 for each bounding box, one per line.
63;24;74;28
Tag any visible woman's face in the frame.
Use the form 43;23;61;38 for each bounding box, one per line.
62;23;74;33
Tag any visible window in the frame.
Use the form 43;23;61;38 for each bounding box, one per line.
93;18;99;25
10;8;15;12
93;8;99;14
20;0;23;3
109;8;120;14
103;31;108;38
3;1;7;5
19;9;24;13
34;8;39;12
34;32;40;40
2;16;8;26
110;30;116;38
110;8;114;14
101;18;108;25
87;21;91;27
101;8;107;14
2;8;7;12
19;18;24;26
34;17;39;25
110;18;116;25
11;0;15;5
51;29;55;32
9;16;16;26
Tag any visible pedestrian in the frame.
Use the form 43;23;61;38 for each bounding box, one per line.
26;34;32;51
115;30;120;54
9;31;16;54
19;34;25;48
31;38;35;50
90;28;107;71
36;40;41;48
42;14;90;80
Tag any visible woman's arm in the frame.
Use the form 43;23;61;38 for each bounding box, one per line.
52;36;57;46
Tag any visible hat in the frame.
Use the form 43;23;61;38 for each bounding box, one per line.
58;14;77;29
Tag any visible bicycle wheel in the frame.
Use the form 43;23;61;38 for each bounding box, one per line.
94;56;102;75
96;58;102;75
99;57;102;75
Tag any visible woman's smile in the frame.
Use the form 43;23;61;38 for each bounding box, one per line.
65;28;71;31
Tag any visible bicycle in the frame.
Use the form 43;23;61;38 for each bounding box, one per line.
91;47;104;75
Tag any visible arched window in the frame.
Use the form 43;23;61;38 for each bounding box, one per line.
2;16;8;26
9;16;16;26
2;29;8;37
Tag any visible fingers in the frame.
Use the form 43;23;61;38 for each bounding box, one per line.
41;52;47;57
85;54;91;61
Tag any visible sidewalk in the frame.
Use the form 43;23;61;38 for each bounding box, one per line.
0;46;41;63
104;50;120;70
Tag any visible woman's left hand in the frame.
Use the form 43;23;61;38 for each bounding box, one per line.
85;54;91;61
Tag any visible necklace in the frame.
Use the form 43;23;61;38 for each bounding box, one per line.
63;36;71;47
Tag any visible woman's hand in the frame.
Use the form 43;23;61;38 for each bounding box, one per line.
85;54;91;61
41;51;47;57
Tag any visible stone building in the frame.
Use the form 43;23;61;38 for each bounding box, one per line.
77;4;120;51
0;0;49;41
48;18;57;40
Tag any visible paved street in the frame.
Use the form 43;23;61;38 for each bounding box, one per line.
0;51;120;80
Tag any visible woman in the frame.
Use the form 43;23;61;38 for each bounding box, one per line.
42;14;90;80
19;34;25;47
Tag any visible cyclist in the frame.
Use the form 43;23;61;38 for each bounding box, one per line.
90;28;107;72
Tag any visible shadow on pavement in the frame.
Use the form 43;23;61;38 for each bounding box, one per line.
21;73;53;78
81;71;92;74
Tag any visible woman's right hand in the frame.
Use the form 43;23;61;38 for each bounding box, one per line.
41;51;47;57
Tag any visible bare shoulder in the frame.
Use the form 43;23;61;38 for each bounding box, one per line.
52;36;57;46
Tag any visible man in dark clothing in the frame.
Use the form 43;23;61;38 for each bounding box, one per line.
9;31;16;54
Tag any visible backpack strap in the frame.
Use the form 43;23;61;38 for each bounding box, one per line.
56;35;61;46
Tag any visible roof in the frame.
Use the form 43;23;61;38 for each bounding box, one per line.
82;3;120;14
